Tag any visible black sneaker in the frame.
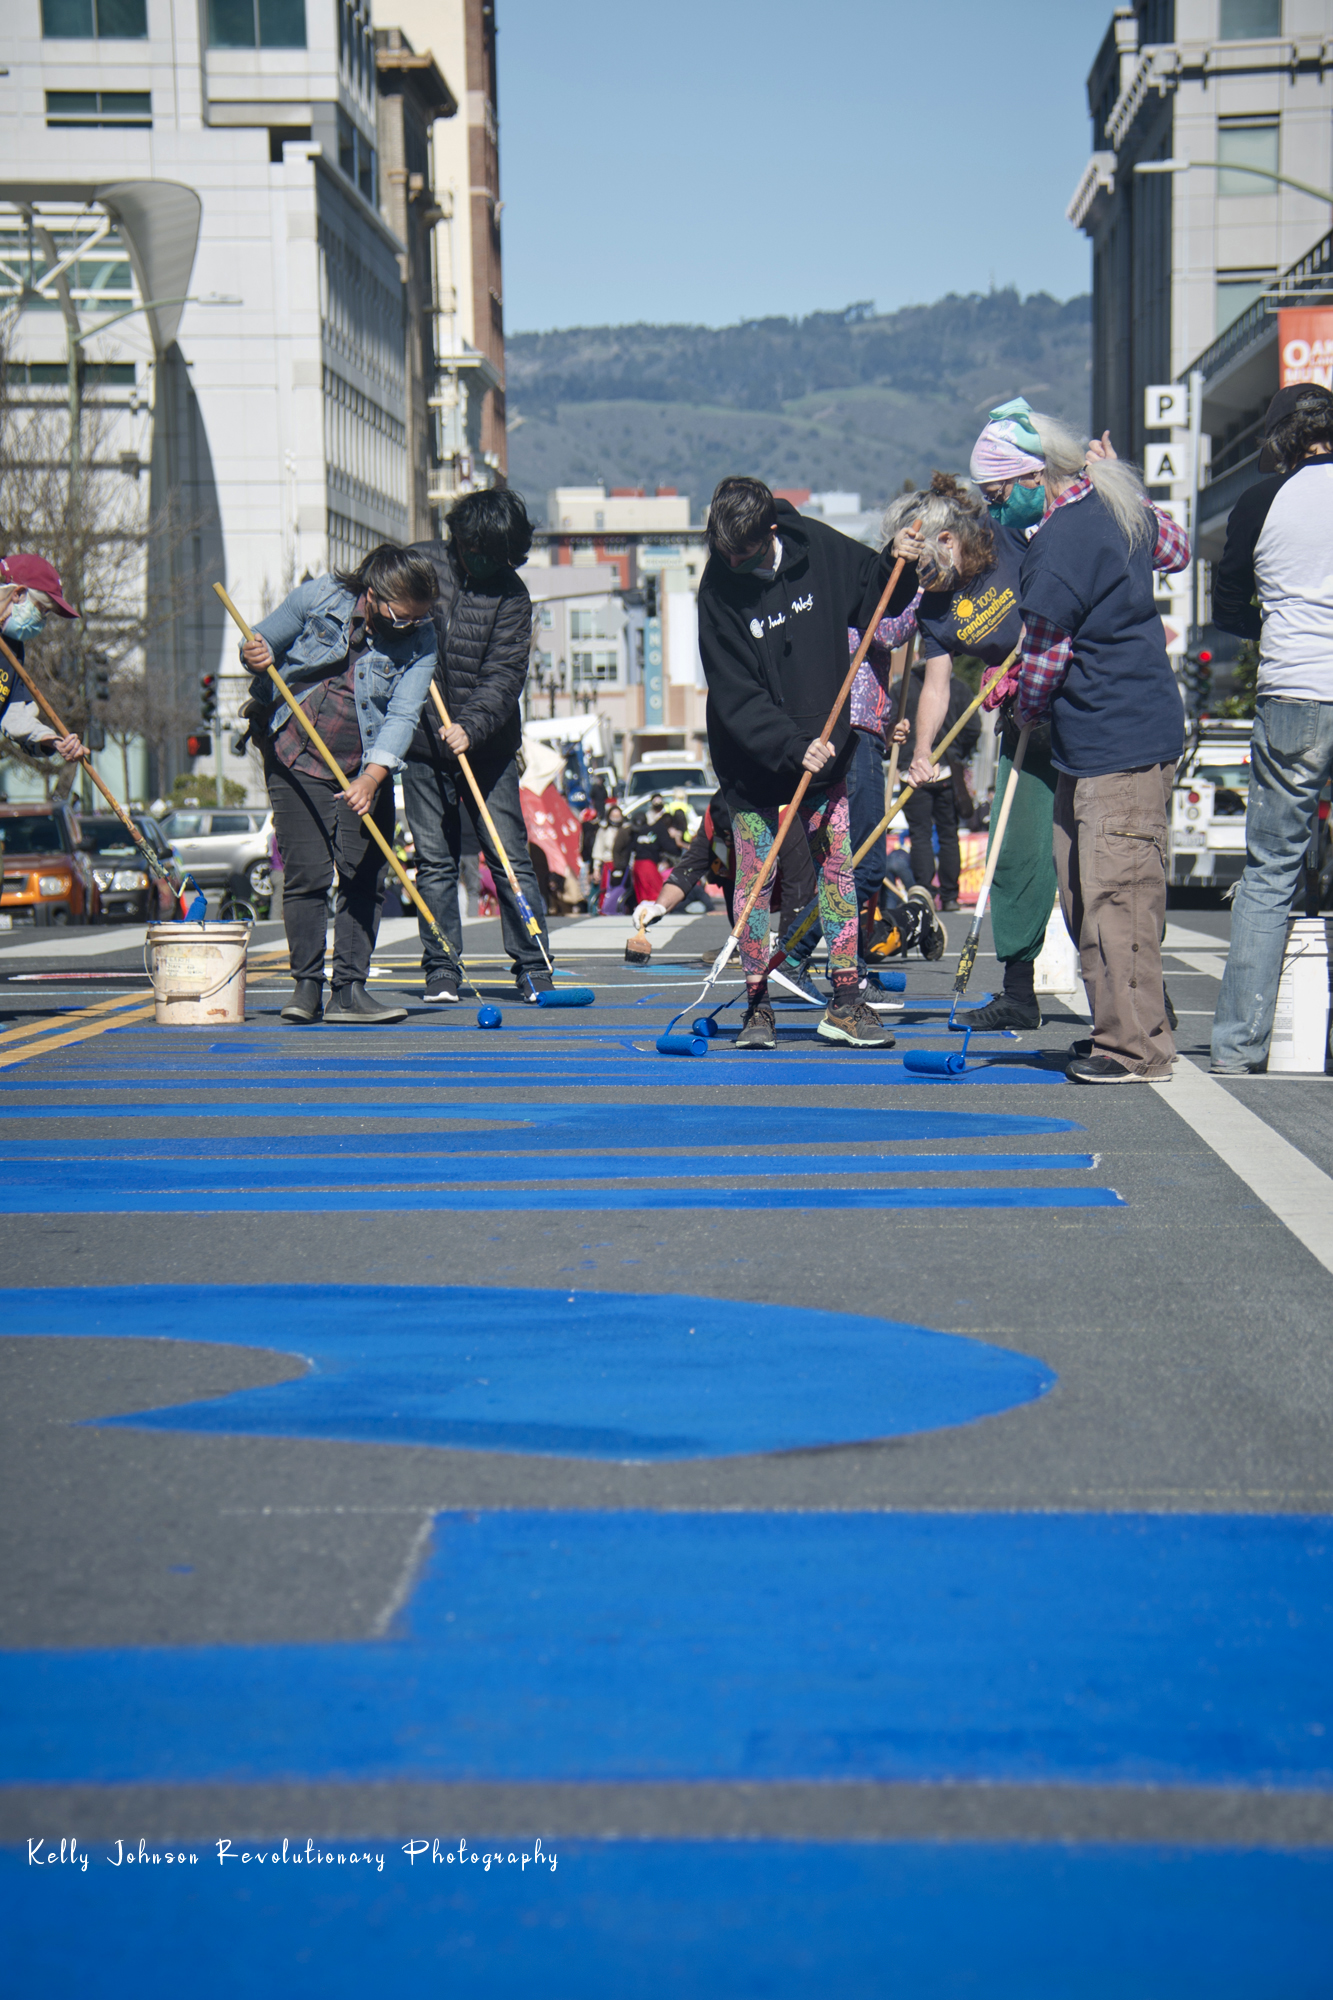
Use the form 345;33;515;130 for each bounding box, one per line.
281;979;323;1024
323;981;409;1025
737;995;777;1049
423;969;462;1004
1066;1054;1161;1084
1068;1037;1093;1059
958;995;1040;1031
912;898;947;961
517;967;555;1003
817;995;893;1048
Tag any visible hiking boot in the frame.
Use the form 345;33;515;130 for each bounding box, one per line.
770;963;825;1006
1065;1054;1162;1084
281;979;323;1024
817;995;893;1048
517;967;555;1003
323;981;408;1025
737;995;777;1049
423;968;462;1004
958;995;1040;1031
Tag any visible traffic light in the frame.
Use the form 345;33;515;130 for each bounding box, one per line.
644;578;658;619
200;673;217;723
92;654;110;705
1182;647;1213;711
186;731;212;759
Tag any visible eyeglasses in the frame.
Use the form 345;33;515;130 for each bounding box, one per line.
368;593;430;630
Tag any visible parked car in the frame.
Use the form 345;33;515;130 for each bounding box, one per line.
0;801;101;928
78;812;176;922
158;807;274;902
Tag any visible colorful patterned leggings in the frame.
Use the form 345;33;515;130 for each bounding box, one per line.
729;781;857;982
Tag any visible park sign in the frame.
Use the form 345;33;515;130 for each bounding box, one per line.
1279;307;1333;390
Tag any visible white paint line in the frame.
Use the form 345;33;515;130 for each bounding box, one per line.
1165;948;1230;978
1163;922;1232;951
0;925;151;960
369;1512;437;1638
1156;1060;1333;1278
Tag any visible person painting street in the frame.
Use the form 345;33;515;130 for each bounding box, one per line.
1210;383;1333;1073
401;491;557;1003
0;555;87;765
239;544;439;1026
696;477;913;1049
972;400;1191;1083
883;466;1048;1031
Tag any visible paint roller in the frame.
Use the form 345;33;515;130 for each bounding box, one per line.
425;682;595;1010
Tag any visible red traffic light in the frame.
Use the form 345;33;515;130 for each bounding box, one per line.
185;732;212;759
1197;650;1213;665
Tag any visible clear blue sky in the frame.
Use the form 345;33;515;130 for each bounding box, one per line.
495;0;1111;333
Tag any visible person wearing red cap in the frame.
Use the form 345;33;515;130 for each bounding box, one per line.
0;555;85;763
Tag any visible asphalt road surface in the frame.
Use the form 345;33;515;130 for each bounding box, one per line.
2;901;1331;1995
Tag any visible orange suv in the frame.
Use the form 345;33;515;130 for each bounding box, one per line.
0;802;101;929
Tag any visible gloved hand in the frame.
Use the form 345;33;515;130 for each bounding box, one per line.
633;900;666;928
982;666;1020;712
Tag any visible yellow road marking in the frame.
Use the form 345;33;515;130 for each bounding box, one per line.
0;992;152;1047
0;998;157;1070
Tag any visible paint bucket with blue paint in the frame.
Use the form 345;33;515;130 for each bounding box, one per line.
144;922;249;1027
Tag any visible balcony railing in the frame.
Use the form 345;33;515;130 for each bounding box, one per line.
1184;227;1333;385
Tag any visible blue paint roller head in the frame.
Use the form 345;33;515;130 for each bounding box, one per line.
871;968;907;992
902;1049;967;1075
535;987;595;1008
477;1004;503;1029
691;1017;719;1038
655;1031;709;1057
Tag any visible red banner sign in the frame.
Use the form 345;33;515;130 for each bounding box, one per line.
1278;307;1333;389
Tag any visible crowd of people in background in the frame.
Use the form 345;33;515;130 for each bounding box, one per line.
5;380;1332;1081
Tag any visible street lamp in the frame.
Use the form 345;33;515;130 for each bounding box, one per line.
1134;158;1333;205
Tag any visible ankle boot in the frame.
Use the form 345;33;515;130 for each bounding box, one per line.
323;981;408;1025
281;979;324;1024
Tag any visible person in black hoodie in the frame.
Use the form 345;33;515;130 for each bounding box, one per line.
401;490;557;1003
697;478;912;1049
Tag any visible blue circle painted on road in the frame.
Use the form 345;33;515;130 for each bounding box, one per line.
16;1284;1054;1461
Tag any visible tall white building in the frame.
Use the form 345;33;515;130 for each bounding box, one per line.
2;0;455;793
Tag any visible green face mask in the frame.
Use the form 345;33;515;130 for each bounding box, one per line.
988;481;1045;531
728;543;771;575
459;546;502;581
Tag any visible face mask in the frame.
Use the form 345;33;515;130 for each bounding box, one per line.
459;547;502;581
989;481;1045;530
3;601;44;642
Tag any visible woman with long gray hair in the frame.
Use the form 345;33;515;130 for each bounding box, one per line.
968;398;1191;1083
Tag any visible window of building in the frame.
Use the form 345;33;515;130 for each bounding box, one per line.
45;90;151;127
538;605;553;629
1216;270;1273;331
207;0;306;50
570;606;619;642
1219;0;1281;39
337;108;377;206
41;0;147;36
571;651;620;685
1217;117;1279;198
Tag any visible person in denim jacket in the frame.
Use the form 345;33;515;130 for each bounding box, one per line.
240;544;439;1025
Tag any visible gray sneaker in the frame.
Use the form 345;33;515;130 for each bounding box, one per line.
817;995;893;1048
769;963;825;1006
736;995;778;1049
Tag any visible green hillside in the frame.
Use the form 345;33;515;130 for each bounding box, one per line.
505;290;1091;524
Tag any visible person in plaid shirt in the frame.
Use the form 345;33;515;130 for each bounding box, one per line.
970;399;1191;1083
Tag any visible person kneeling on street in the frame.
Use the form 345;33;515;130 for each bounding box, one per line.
401;490;557;1003
240;544;439;1026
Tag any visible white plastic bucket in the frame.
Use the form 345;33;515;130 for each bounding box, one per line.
144;921;249;1026
1268;917;1330;1073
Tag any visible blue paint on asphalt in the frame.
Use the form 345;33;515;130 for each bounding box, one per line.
0;1152;1096;1192
3;1185;1122;1214
4;1513;1330;1786
10;1285;1054;1458
0;1100;1085;1127
6;1841;1331;1999
0;1106;1084;1149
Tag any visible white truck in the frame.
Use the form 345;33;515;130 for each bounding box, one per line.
1169;717;1252;894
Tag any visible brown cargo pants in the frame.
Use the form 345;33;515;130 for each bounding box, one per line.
1052;762;1176;1078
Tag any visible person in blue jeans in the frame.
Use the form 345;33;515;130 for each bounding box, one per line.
240;545;439;1026
1211;384;1333;1073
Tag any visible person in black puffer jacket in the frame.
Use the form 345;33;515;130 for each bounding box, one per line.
402;490;558;1002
